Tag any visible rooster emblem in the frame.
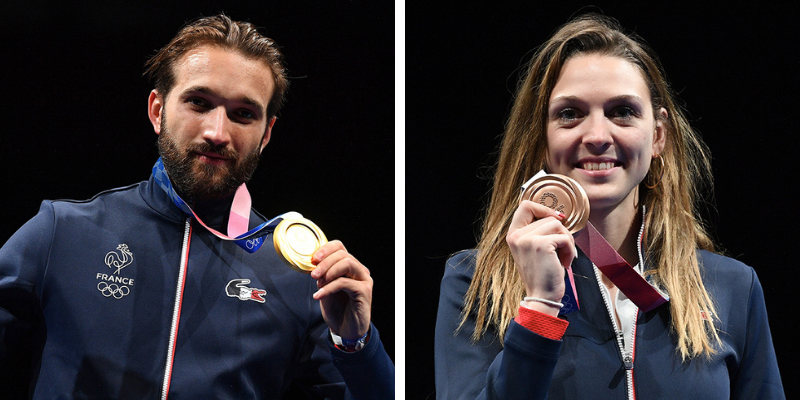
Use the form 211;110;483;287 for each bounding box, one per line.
105;244;134;275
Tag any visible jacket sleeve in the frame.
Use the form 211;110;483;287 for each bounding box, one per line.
434;251;562;400
286;277;394;400
0;202;55;396
330;324;396;399
730;269;784;399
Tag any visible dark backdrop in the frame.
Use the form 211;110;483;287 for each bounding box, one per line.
0;0;395;386
407;2;799;399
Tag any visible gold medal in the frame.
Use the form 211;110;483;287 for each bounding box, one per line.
521;174;589;234
273;217;328;273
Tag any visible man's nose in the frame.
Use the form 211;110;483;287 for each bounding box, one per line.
202;107;232;146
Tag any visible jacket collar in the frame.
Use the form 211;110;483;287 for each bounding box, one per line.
139;172;186;223
138;167;250;233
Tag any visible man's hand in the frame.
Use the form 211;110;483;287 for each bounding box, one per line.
310;240;372;340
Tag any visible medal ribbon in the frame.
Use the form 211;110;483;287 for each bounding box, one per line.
573;221;669;312
152;158;301;253
558;262;580;315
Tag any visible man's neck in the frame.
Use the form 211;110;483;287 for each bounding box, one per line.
189;194;236;233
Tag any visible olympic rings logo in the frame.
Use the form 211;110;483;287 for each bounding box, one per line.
246;237;262;250
97;282;130;299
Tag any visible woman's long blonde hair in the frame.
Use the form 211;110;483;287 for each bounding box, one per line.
462;14;721;360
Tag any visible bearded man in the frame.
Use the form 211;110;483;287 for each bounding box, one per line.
0;14;393;399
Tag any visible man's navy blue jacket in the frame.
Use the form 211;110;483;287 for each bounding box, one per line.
0;172;394;399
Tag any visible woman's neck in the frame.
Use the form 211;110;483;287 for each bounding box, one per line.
588;203;642;268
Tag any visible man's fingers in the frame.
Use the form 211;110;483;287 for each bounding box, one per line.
313;275;373;301
312;240;347;264
314;254;370;288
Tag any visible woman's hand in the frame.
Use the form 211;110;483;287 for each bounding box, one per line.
506;200;577;315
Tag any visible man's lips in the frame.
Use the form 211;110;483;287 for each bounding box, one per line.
195;151;232;163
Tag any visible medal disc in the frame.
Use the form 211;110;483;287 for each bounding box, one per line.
521;174;590;234
273;217;328;273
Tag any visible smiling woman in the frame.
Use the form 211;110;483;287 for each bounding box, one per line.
546;55;666;224
434;13;784;399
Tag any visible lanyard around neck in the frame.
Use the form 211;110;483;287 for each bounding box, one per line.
152;158;301;253
573;221;669;313
521;170;668;315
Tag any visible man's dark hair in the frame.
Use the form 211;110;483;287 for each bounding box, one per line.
144;14;289;119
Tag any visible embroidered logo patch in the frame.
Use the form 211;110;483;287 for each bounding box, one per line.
97;282;131;299
105;244;133;274
96;244;135;300
226;279;266;303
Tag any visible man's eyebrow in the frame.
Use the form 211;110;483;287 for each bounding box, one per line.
183;86;266;115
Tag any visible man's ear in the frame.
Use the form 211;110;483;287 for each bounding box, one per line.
148;89;164;135
260;117;276;152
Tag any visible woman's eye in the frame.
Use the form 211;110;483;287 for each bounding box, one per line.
612;106;638;120
556;108;581;122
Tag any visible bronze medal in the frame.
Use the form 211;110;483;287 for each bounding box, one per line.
521;174;590;234
273;217;328;273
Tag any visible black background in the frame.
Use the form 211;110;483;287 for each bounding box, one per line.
407;2;799;399
0;0;395;388
3;0;800;398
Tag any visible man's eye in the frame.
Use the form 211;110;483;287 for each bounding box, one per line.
187;98;208;108
236;110;256;120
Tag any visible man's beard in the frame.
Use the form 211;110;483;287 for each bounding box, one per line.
157;119;261;201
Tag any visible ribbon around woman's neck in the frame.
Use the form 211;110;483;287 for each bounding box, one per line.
572;221;669;313
152;158;300;253
521;170;669;315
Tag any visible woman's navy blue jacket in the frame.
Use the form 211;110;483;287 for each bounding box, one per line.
435;249;783;399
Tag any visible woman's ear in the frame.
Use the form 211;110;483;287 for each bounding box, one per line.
653;107;668;155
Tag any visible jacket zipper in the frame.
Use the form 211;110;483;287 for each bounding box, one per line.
595;268;637;400
593;215;647;400
161;217;193;400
